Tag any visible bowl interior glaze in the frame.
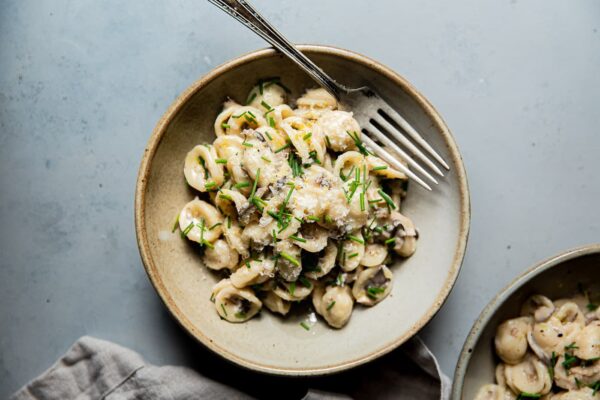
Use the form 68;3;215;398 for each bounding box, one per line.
136;45;470;375
453;244;600;399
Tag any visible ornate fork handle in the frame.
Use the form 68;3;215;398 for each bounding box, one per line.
208;0;349;99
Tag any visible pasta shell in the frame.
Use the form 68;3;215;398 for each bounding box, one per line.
574;320;600;360
184;145;224;192
352;265;393;306
520;294;555;322
360;244;388;267
293;224;329;253
179;198;223;243
494;316;532;365
214;284;262;322
273;278;314;301
339;232;365;272
317;110;361;152
275;240;302;281
246;82;286;109
225;106;266;136
389;211;418;257
230;257;275;288
222;217;250;259
295;88;337;120
202;239;239;270
262;290;291;316
319;285;354;329
214;100;240;137
504;353;552;395
305;242;337;280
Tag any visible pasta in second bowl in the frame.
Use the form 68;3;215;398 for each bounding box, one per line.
135;45;469;375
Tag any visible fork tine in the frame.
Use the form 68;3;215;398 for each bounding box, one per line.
364;123;439;185
378;102;451;170
361;134;432;191
369;115;444;177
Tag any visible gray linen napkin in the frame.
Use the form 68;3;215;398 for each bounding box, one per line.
11;336;450;400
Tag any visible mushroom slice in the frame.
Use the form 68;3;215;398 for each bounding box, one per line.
389;211;418;257
293;224;329;253
222;218;250;259
352;265;393;306
262;290;291;316
520;294;555;322
202;239;239;271
339;231;365;272
504;354;552;395
316;110;361;152
305;242;337;280
553;354;600;390
179;198;223;244
360;243;388;267
230;257;275;289
574;320;600;360
494;316;533;364
214;285;261;322
184;144;225;192
273;277;314;301
275;240;302;282
319;285;354;329
474;384;509;400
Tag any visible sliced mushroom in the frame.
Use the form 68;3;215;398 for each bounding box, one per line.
230;257;275;289
504;353;552;395
352;265;393;306
574;320;600;360
520;294;555;322
202;239;239;270
274;240;302;282
184;144;225;192
553;354;600;390
494;316;533;364
339;232;365;272
214;284;262;322
294;224;329;253
262;290;291;316
273;277;314;301
319;285;354;329
360;243;388;267
305;242;337;280
179;198;223;244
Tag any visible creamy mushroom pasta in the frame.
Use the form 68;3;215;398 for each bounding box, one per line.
475;292;600;400
177;78;418;329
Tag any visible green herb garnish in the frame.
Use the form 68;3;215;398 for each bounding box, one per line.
303;132;312;141
261;156;271;163
346;130;370;156
300;321;310;331
233;182;250;189
347;235;364;245
366;287;386;299
182;221;194;236
378;189;397;210
171;214;180;233
290;235;307;243
326;301;336;311
260;100;273;111
246;92;257;105
280;251;300;266
274;143;290;153
220;304;228;316
372;165;388;171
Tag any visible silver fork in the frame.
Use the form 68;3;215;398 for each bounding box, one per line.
208;0;450;190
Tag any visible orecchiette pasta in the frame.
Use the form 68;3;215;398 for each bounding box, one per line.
478;289;600;399
175;79;418;329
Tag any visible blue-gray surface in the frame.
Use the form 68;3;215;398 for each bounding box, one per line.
1;0;599;397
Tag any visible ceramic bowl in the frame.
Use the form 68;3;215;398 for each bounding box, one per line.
135;45;470;375
452;244;600;399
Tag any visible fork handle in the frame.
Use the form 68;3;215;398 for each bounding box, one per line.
208;0;347;99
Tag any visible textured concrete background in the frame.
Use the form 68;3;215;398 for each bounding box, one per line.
1;0;599;397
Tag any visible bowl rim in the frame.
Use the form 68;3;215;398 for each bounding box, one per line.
451;243;600;399
135;44;471;376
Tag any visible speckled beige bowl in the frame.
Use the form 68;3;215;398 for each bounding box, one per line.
135;45;470;375
452;244;600;399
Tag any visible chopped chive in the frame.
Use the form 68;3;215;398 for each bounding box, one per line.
325;135;332;148
335;273;344;286
202;239;214;249
369;198;384;204
348;252;359;258
246;92;257;105
303;132;312;141
243;114;256;124
326;301;336;311
548;351;557;380
261;156;271;163
274;143;290;153
385;238;396;246
247;111;256;118
235;311;246;319
359;192;365;211
198;157;209;179
378;189;397;210
209;222;222;230
258;81;264;94
182;221;194;236
233;182;250;189
268;116;276;128
220;304;228;317
298;276;312;288
198;219;205;244
280;251;300;266
306;216;320;222
242;141;254;147
216;158;227;164
565;343;579;351
346;130;371;156
290;235;307;243
226;216;231;229
219;194;233;201
288;281;296;296
260;100;273;111
232;112;245;119
325;215;333;224
264;131;273;141
205;181;216;190
366;286;386;299
171;214;180;233
249;168;260;201
300;321;310;331
221;122;230;129
347;235;364;245
245;260;252;269
373;165;388;171
587;303;599;311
